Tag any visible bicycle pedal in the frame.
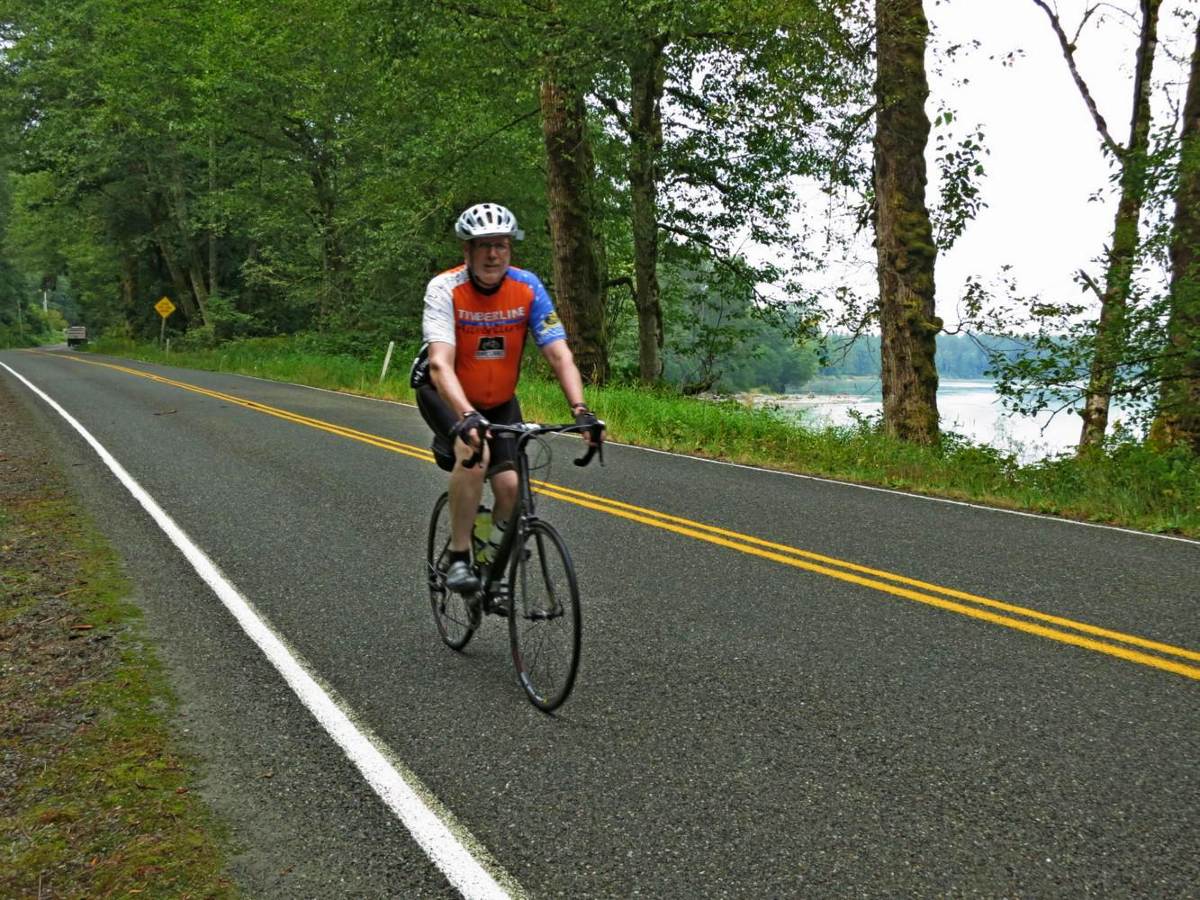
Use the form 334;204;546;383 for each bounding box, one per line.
485;596;510;618
465;593;483;627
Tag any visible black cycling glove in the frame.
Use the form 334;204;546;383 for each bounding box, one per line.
573;405;599;430
573;405;603;447
453;410;489;446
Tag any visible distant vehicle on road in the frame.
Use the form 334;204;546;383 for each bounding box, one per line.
65;325;87;348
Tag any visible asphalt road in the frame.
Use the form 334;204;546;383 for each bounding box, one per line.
3;347;1198;898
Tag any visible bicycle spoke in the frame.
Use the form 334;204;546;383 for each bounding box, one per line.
423;423;595;709
428;492;477;651
508;521;580;712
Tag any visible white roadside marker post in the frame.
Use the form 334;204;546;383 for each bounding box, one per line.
380;340;396;382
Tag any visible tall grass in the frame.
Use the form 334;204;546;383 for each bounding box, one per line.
86;336;1200;537
91;335;416;401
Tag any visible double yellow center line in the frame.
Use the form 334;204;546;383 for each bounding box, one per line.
535;481;1200;679
42;352;1200;681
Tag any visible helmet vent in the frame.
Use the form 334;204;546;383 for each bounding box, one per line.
454;203;522;241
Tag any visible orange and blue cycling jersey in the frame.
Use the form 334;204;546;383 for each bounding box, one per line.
422;265;567;409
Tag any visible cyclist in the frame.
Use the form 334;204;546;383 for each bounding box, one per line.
413;202;602;594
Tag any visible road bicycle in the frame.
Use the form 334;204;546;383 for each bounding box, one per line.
426;419;604;712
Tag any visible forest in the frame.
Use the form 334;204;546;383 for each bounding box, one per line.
1;0;1197;454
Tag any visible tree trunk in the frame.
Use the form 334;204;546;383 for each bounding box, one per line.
186;251;210;315
116;253;138;330
1151;16;1200;453
208;130;218;299
874;0;941;444
310;148;346;329
144;156;206;326
629;35;668;385
146;199;199;324
541;75;609;384
156;237;199;324
120;255;137;318
1076;0;1161;450
167;163;211;323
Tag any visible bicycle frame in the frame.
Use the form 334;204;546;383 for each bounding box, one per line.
476;422;600;599
428;418;602;711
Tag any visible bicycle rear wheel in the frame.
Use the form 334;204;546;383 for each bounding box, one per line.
428;492;477;651
507;521;581;712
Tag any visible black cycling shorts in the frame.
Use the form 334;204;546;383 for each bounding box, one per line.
416;384;523;475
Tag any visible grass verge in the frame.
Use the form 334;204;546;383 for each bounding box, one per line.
0;381;235;898
85;335;1200;538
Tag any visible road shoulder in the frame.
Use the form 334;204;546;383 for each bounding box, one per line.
1;358;460;898
0;370;235;896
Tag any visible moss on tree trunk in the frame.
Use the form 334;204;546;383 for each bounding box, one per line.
1151;16;1200;453
629;35;668;385
1076;0;1161;450
874;0;941;445
541;74;610;384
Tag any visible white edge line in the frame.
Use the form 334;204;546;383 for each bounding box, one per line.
44;351;1200;547
1;361;517;900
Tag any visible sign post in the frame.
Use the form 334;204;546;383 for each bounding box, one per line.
155;296;176;347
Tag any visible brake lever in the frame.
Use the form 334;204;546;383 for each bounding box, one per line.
573;421;606;467
460;426;487;469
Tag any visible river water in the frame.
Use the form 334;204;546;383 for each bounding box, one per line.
785;379;1138;462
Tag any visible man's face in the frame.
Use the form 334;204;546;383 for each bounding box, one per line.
465;237;512;288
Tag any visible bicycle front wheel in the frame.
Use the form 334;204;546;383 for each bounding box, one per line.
508;521;581;712
428;492;477;651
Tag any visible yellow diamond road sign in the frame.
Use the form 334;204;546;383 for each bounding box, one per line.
155;297;176;318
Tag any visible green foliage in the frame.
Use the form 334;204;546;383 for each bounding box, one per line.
3;0;1192;456
175;295;258;349
930;107;988;250
87;332;416;400
0;0;875;394
963;248;1180;432
603;246;824;394
0;299;69;348
953;11;1200;444
0;0;556;345
602;2;867;335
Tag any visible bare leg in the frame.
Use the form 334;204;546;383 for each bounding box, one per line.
449;437;489;552
490;469;518;528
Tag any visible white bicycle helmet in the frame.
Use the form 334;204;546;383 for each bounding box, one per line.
454;202;525;241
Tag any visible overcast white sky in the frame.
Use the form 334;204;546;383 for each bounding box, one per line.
928;0;1196;328
775;1;1196;331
